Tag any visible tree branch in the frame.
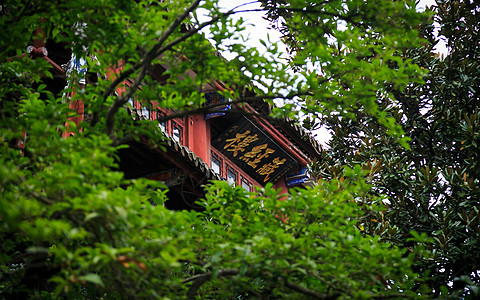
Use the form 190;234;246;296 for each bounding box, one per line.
103;0;202;139
183;268;238;299
152;91;313;124
101;1;251;139
285;279;339;300
308;271;348;297
106;67;147;140
372;294;412;299
99;1;338;140
271;6;363;28
181;267;347;300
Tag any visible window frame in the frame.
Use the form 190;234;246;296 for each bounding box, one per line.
171;121;183;144
211;151;223;176
241;176;253;192
152;109;185;145
211;147;259;191
226;164;237;186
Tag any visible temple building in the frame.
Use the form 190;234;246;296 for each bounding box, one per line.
25;30;323;210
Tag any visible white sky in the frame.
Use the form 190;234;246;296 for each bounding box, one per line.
201;0;447;146
215;0;285;60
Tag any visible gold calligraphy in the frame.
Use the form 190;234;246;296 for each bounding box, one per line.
224;130;259;157
240;143;275;168
257;157;287;182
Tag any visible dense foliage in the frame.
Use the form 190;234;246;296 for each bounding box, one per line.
0;0;458;298
262;0;480;297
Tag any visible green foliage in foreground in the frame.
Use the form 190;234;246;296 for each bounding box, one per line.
0;118;423;298
0;95;423;298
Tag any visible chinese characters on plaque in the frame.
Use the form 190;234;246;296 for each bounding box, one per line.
213;117;296;184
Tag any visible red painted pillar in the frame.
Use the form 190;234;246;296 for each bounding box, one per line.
273;178;289;199
187;115;210;165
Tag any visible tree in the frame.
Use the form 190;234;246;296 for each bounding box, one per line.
263;0;480;297
1;0;432;298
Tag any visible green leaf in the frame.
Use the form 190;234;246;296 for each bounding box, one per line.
78;273;104;287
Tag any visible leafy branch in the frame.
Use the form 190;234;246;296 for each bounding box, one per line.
182;267;342;299
183;268;238;299
99;1;254;141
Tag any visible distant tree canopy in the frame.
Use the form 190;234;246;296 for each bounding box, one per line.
2;0;477;299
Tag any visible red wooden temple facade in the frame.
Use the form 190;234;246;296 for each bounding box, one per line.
25;33;323;210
